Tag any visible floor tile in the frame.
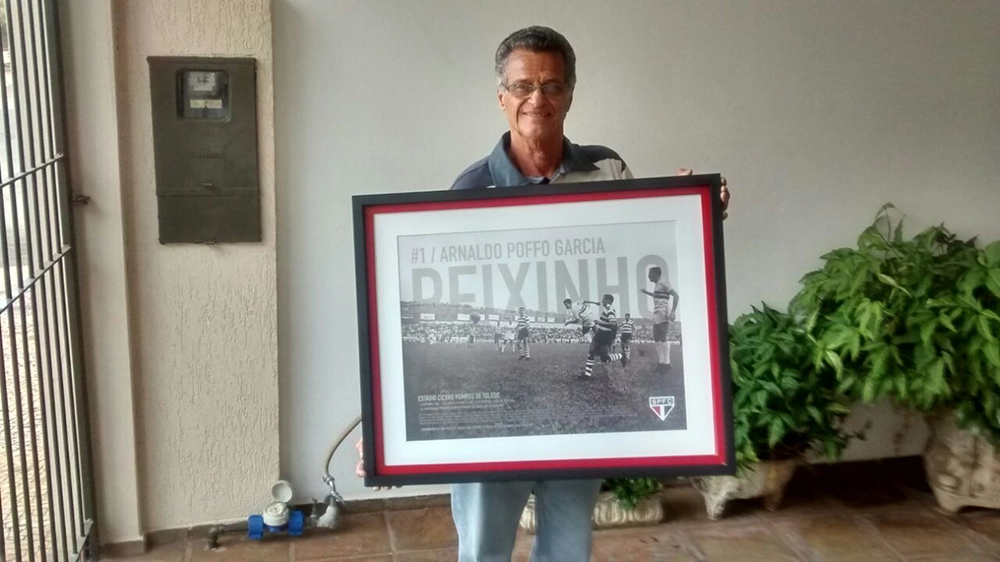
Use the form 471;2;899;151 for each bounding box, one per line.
190;536;290;562
292;554;394;562
686;522;800;561
591;527;698;561
100;541;187;562
385;506;458;551
98;459;996;562
293;512;391;561
956;510;1000;544
865;511;991;559
907;556;998;562
395;548;459;561
771;515;898;561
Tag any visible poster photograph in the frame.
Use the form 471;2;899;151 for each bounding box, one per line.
355;175;733;486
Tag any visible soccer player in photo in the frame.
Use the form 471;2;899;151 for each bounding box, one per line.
642;266;679;373
514;307;531;360
581;294;626;378
562;298;600;342
493;319;504;352
503;320;516;354
468;313;480;347
619;312;636;361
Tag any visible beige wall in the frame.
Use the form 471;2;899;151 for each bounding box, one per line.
112;0;277;534
60;0;143;545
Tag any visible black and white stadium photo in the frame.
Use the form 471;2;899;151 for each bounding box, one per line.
395;220;690;441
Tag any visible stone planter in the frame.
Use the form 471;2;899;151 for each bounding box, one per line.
518;491;664;533
923;414;1000;512
690;459;798;520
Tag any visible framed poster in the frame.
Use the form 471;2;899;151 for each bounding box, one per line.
354;175;733;487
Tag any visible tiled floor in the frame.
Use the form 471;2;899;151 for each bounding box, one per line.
104;459;1000;561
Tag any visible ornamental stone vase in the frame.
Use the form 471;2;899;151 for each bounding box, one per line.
690;459;798;520
518;491;665;533
923;414;1000;512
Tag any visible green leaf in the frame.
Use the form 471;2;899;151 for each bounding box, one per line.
862;376;878;402
939;313;957;333
877;273;910;296
985;344;1000;369
805;309;820;332
836;378;856;395
827;403;851;415
930;358;947;398
824;350;843;374
985;241;1000;267
871;346;890;381
768;417;787;448
978;316;997;342
762;381;782;396
960;269;986;295
919;320;936;344
807;405;824;425
986;269;1000;298
895;375;908;400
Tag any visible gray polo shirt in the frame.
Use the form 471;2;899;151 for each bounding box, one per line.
450;132;633;190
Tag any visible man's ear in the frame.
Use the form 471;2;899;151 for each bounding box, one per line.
497;87;505;111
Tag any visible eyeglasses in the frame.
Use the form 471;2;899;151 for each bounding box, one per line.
502;81;571;99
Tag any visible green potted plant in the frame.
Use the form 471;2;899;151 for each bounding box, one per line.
790;204;1000;511
602;477;664;510
519;477;665;533
692;303;854;519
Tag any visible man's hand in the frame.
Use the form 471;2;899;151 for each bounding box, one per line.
355;438;396;491
354;438;366;479
677;168;730;220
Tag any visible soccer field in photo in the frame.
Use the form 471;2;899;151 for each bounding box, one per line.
401;341;688;441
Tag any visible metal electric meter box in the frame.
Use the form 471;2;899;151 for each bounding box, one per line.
148;56;260;244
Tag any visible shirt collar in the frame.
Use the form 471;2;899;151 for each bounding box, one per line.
487;132;600;187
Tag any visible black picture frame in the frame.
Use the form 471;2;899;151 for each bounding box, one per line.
354;174;733;487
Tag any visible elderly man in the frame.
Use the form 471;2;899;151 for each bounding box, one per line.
361;25;729;561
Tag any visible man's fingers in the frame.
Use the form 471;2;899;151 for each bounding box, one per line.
719;177;730;220
676;168;694;176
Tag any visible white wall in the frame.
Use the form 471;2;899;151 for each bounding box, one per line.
274;0;1000;502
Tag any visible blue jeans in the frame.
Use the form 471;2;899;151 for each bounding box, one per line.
451;479;602;562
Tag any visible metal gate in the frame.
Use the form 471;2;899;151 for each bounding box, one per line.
0;0;96;561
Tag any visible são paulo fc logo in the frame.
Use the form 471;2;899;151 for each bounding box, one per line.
649;396;675;421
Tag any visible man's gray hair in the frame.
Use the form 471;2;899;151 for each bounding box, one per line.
495;26;577;87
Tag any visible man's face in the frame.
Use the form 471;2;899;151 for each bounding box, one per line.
648;269;660;283
498;49;573;144
563;300;572;310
